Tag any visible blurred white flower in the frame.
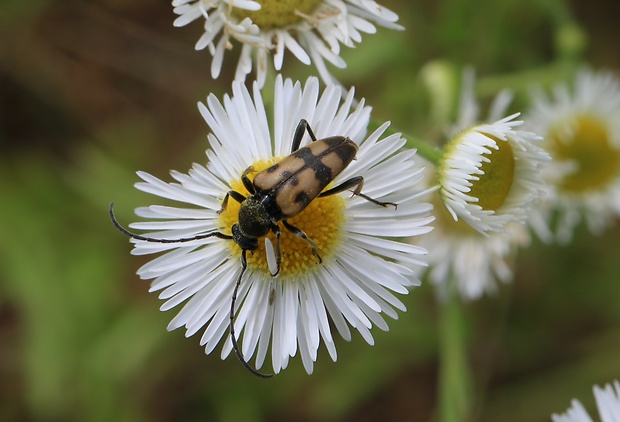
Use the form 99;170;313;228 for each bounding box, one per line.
172;0;402;87
525;68;620;243
552;379;620;422
419;69;532;300
422;189;529;300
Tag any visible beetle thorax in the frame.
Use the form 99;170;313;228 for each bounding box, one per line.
238;197;274;238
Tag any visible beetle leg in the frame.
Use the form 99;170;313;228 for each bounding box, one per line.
218;190;247;214
220;166;257;215
229;249;274;378
241;166;257;194
281;220;322;264
110;203;233;243
269;225;282;277
291;119;318;153
318;176;398;208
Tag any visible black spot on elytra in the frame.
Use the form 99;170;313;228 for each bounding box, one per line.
295;191;310;205
312;163;332;185
266;164;279;173
292;147;315;161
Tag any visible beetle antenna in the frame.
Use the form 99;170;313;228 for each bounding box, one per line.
230;250;274;378
110;202;232;243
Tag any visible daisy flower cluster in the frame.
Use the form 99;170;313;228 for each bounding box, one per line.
524;69;620;243
114;76;433;374
109;0;616;395
172;0;402;86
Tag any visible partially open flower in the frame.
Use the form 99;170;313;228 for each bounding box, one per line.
171;0;402;86
437;113;550;234
419;69;532;300
525;69;620;243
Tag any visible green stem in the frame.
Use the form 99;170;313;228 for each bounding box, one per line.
438;290;473;422
369;118;444;165
404;134;443;166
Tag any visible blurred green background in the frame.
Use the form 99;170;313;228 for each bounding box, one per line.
1;0;619;421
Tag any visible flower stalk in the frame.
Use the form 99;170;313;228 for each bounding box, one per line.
404;134;444;166
438;287;473;422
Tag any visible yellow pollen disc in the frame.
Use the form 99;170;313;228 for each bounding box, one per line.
468;136;515;211
232;0;324;30
549;115;619;193
218;158;346;278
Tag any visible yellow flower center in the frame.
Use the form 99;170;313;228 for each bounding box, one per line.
548;115;619;193
218;158;346;277
468;136;515;211
232;0;323;30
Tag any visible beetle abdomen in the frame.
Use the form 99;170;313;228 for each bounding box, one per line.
253;136;358;218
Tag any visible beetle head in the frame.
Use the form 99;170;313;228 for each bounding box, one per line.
231;223;259;251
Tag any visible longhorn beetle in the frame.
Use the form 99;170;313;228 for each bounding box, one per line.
110;119;397;378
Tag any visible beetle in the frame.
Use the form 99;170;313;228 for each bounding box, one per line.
110;119;396;378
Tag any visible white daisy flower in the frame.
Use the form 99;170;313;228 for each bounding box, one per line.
437;112;550;234
420;69;531;300
552;379;620;422
111;75;433;376
171;0;403;87
524;69;620;243
423;174;530;300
